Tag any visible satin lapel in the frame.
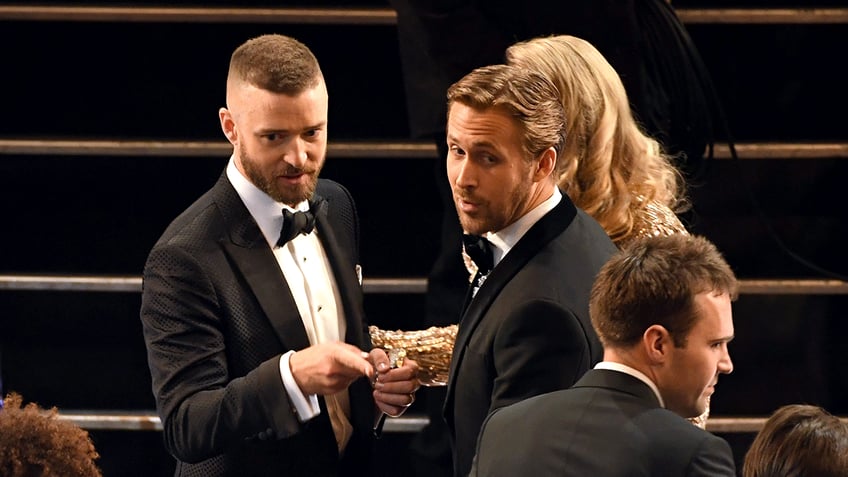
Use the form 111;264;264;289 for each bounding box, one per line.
215;173;311;352
444;194;578;409
314;201;367;349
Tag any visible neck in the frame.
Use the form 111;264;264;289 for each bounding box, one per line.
602;347;655;382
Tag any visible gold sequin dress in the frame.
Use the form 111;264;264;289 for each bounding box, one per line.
617;198;688;248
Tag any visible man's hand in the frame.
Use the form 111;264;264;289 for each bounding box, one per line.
289;342;375;396
368;348;421;417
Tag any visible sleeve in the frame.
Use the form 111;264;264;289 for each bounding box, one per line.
279;351;320;421
490;299;593;411
140;243;302;463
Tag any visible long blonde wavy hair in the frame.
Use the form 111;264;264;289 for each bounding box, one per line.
506;35;686;244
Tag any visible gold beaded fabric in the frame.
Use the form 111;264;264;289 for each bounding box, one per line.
616;198;688;248
369;325;458;386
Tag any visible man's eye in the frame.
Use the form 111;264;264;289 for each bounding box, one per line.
449;146;465;156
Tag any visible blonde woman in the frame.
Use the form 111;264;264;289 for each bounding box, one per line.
506;34;687;247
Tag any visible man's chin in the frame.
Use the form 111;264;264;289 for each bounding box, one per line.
461;224;487;236
274;184;316;206
458;217;487;236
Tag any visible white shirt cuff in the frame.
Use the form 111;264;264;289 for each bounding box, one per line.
279;350;320;422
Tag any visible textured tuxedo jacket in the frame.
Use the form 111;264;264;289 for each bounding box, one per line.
471;369;737;477
140;171;375;477
443;194;618;477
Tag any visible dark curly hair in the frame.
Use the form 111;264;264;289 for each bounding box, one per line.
0;393;102;477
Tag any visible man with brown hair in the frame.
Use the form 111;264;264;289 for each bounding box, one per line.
471;234;738;476
140;34;419;476
442;64;617;477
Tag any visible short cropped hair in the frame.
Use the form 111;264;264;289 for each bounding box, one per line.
228;34;323;94
0;393;102;477
590;234;737;348
447;64;566;166
743;404;848;477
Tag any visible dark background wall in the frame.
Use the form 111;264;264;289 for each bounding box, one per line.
1;2;846;475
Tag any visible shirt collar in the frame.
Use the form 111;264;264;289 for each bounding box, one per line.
485;188;562;267
594;361;665;408
226;156;309;248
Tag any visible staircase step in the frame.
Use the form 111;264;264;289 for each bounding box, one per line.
58;410;427;433
2;139;846;160
1;5;847;25
2;275;846;295
56;409;847;434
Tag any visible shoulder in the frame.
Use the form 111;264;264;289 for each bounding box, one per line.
555;208;619;258
315;178;361;258
634;409;736;475
620;199;688;247
155;188;226;249
316;178;355;208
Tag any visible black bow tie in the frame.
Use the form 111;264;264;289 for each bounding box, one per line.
277;199;326;246
463;234;494;275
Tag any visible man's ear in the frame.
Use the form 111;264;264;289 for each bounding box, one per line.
643;324;672;364
533;146;557;182
219;107;237;145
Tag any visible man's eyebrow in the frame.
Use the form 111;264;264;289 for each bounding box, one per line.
446;136;497;150
257;121;327;135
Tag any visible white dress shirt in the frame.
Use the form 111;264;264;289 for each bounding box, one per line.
227;157;344;422
485;187;563;269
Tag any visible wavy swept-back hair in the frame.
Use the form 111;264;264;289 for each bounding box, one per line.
447;63;566;166
507;35;685;243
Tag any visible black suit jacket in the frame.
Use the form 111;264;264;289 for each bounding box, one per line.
140;171;375;477
443;195;618;477
471;369;737;476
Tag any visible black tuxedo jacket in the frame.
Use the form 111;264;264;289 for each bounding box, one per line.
472;369;737;476
141;171;375;477
443;195;618;477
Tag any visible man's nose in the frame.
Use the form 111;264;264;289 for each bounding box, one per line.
452;158;475;189
285;137;309;169
718;347;733;375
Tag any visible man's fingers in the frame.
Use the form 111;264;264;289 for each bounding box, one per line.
331;343;374;379
373;390;416;416
375;358;420;386
368;348;391;373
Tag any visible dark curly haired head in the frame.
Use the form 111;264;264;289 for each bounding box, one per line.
0;393;102;477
